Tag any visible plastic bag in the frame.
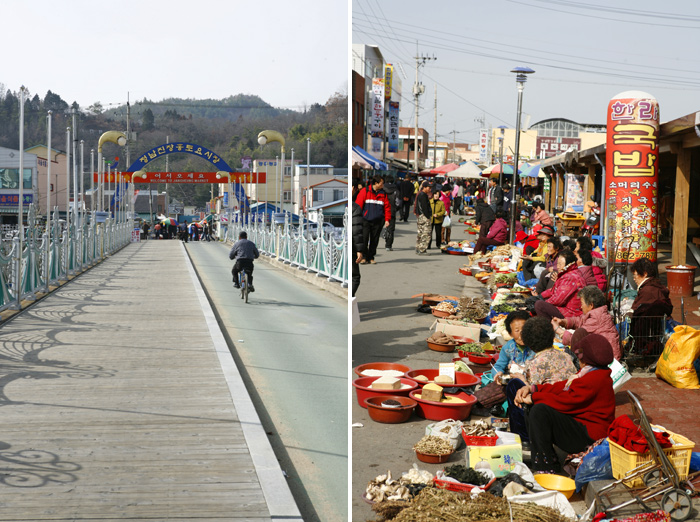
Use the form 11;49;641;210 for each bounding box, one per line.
690;452;700;473
426;419;463;450
574;439;613;492
443;214;452;228
656;325;700;389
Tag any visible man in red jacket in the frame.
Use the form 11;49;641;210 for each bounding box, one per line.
355;175;391;264
515;333;615;473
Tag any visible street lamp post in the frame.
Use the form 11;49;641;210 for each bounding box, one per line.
509;67;535;244
97;131;127;213
257;130;286;223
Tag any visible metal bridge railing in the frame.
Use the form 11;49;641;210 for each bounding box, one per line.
224;207;349;288
0;204;131;314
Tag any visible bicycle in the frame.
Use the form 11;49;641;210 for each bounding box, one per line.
238;270;250;303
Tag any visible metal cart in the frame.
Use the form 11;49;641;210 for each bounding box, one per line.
595;391;693;521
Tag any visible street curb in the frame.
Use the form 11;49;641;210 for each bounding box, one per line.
258;252;349;300
182;243;303;520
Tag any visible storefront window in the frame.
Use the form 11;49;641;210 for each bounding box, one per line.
0;168;32;189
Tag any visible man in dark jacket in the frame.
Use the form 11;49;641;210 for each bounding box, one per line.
398;176;415;222
415;181;432;254
351;181;366;297
474;198;496;239
382;176;399;251
487;178;504;213
355;175;391;264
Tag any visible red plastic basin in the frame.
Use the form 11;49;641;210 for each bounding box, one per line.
352;377;419;408
353;362;411;378
409;390;477;421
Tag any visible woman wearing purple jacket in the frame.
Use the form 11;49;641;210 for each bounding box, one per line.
473;210;508;254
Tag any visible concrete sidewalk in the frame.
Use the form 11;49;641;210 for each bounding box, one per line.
0;241;301;521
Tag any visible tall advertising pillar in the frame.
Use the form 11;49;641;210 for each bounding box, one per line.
605;91;659;263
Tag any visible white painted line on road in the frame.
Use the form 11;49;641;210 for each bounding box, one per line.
183;245;303;521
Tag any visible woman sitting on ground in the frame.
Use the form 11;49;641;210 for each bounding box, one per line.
491;310;535;384
552;285;621;360
504;317;578;443
531;201;553;227
473;210;508;255
534;248;587;320
520;225;556;281
575;235;603;259
629;258;674;357
630;257;673;317
534;236;563;294
515;334;616;474
576;248;607;291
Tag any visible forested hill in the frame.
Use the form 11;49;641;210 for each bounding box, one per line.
0;87;347;170
0;86;347;206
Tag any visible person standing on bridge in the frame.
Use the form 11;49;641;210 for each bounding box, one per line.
229;231;260;292
355;175;391;264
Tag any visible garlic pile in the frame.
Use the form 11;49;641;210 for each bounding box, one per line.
364;470;412;502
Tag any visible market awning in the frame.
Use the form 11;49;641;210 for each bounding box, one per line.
352;146;387;170
352;150;372;169
448;161;483;179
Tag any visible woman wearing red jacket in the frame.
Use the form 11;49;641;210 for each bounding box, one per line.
473;210;508;254
515;334;615;474
534;248;587;320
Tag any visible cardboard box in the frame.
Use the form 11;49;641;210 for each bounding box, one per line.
466;431;522;477
430;319;482;342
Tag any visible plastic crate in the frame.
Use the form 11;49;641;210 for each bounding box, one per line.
608;427;695;488
461;427;498;447
433;475;496;493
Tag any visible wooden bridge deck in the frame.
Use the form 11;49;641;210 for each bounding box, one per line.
0;242;300;521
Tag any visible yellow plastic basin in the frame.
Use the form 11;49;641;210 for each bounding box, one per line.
534;474;575;499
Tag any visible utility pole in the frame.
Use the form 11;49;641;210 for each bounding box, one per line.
452;128;457;164
433;84;437;168
413;50;436;172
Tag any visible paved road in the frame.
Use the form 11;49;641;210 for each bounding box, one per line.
185;240;348;522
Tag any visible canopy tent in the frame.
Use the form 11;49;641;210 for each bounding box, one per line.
521;163;546;178
482;162;530;178
352;146;387;170
352;149;373;169
447;161;483;179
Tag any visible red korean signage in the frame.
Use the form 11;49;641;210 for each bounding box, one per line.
93;172;266;183
605;92;659;263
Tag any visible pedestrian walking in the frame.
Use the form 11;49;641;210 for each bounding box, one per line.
440;185;453;245
355;175;391;264
398;176;414;222
415;181;432;254
474;197;496;239
351;183;366;297
428;190;445;249
487;177;504;213
382;176;399;251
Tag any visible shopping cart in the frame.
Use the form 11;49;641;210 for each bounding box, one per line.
595;391;694;522
619;314;668;369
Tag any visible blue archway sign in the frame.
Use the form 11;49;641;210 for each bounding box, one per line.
127;142;248;209
126;142;233;173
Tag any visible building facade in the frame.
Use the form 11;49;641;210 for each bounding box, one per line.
0;146;38;225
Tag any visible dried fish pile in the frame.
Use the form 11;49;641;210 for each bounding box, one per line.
413;435;453;456
455;297;490;322
374;488;574;522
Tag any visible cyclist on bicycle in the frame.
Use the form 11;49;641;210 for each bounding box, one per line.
229;231;260;292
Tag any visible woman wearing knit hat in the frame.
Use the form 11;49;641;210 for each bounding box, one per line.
514;333;616;474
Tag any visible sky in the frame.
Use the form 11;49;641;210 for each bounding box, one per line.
3;0;348;111
353;0;700;144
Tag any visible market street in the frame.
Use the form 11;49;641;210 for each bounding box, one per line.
186;241;348;522
351;215;700;522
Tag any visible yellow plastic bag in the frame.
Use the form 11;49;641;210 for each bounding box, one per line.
655;325;700;389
